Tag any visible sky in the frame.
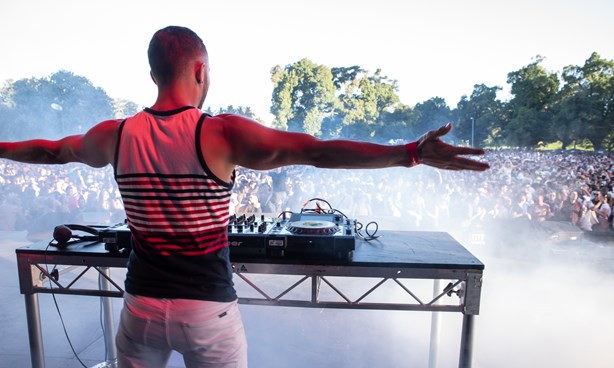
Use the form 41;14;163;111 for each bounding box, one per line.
1;0;613;122
1;3;614;365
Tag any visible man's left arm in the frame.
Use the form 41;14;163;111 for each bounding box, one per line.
0;135;84;165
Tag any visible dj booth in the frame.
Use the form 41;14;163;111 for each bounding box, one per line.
16;226;484;368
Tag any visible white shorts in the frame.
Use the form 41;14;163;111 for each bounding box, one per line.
116;293;248;368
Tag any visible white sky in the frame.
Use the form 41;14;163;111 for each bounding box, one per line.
1;0;613;122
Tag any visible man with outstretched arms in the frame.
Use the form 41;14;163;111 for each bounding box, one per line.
0;26;489;368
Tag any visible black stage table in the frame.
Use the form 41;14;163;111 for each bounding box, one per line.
16;231;484;368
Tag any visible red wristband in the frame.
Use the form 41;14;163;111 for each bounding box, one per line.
405;141;420;167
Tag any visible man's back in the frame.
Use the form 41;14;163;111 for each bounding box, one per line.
116;107;236;302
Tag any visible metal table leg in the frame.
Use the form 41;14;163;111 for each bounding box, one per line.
99;267;118;367
428;279;442;368
25;293;45;368
458;314;475;368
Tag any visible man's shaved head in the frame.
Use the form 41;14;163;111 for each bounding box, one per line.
148;26;207;86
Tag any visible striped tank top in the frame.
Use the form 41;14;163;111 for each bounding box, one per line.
114;106;236;301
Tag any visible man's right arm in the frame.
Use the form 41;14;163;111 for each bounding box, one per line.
215;115;489;172
0;119;121;168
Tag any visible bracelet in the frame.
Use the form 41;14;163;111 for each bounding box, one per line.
405;141;420;167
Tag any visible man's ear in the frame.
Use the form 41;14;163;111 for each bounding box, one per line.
195;62;206;84
150;70;158;86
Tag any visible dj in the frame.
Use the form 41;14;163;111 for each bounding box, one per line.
0;26;489;368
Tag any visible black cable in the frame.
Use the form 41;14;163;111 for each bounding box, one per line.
298;197;381;240
43;242;88;368
300;198;334;214
331;208;350;221
355;220;381;241
363;221;381;240
276;210;294;219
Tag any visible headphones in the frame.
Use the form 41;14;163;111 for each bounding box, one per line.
51;224;100;248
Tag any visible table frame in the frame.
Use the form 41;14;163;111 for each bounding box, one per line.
16;233;483;368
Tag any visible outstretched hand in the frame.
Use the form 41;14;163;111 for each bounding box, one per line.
417;123;490;171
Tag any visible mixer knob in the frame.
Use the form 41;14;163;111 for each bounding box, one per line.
258;223;267;233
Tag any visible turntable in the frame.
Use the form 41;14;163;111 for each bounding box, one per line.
285;219;339;235
264;212;356;260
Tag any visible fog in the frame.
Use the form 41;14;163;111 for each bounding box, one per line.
230;225;614;368
0;165;614;368
5;223;612;368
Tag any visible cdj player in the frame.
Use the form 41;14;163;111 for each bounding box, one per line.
228;212;356;260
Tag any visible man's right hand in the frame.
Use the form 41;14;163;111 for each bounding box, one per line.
417;123;490;171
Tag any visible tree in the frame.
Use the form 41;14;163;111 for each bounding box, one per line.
456;84;504;147
373;103;415;143
504;57;559;148
0;70;114;140
113;98;141;119
204;105;264;123
559;52;614;151
271;61;402;140
0;80;16;140
336;68;400;140
270;59;336;136
551;81;584;150
411;97;453;135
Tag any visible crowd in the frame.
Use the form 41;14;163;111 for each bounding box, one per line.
1;149;613;242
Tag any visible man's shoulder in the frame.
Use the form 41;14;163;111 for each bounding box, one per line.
203;113;261;133
208;114;241;121
207;113;247;122
95;118;123;129
82;119;122;139
203;113;233;126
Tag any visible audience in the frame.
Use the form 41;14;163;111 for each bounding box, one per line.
1;149;613;242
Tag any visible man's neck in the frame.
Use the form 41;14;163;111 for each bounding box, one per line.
150;83;199;111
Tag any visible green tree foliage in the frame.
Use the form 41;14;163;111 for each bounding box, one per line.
271;61;401;140
456;84;505;147
412;97;453;135
559;52;614;151
0;70;114;140
551;79;585;150
373;104;414;143
270;59;336;135
504;57;559;148
2;52;611;151
113;98;141;119
270;52;612;150
204;105;264;123
0;81;15;140
336;68;400;139
0;80;15;108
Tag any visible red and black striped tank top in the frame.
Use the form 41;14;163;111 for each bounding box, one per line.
114;106;236;301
